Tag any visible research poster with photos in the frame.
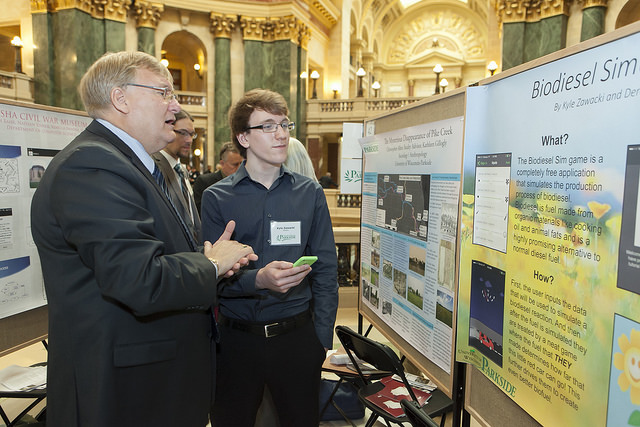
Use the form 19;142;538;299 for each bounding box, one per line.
455;30;640;426
359;117;463;373
0;102;91;320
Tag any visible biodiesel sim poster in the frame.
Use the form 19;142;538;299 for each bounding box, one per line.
455;30;640;426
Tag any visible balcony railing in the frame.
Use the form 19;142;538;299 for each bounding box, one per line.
307;96;422;124
0;71;33;103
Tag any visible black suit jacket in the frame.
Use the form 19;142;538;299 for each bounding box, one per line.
193;170;224;214
31;120;217;427
152;152;202;243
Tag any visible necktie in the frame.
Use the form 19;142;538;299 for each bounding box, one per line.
152;165;198;249
174;163;191;202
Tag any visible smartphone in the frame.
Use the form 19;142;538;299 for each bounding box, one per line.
292;255;318;267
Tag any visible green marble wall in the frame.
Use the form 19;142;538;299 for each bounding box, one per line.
539;15;567;56
105;21;126;52
502;22;525;70
52;9;104;111
244;40;269;91
581;7;605;41
214;37;232;156
503;15;567;69
32;13;55;106
32;9;126;109
137;27;155;55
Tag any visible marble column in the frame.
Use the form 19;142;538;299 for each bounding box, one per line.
30;0;129;109
239;15;307;130
497;0;569;70
581;0;607;41
134;1;164;55
210;13;236;157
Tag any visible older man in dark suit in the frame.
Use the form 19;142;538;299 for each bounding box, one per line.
30;51;257;427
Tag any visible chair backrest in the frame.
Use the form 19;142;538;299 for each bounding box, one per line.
335;325;419;401
400;399;440;427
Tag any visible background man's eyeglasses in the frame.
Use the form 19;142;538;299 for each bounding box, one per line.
175;129;198;139
245;122;295;133
126;83;177;101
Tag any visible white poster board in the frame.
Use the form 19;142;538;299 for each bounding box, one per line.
359;117;464;373
0;101;91;319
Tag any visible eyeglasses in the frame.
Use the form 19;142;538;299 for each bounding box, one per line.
245;121;295;133
126;83;177;101
175;129;197;139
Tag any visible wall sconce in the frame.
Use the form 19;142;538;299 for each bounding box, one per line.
11;36;23;73
300;71;308;79
331;83;340;99
160;51;169;67
371;81;381;98
194;63;203;79
356;67;366;97
433;64;443;94
487;60;498;76
194;148;202;157
310;70;320;99
440;78;448;93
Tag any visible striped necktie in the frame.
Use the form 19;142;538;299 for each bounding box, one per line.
174;163;191;203
152;165;198;249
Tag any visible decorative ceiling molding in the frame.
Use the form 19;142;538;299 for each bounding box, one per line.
239;15;310;45
386;9;485;64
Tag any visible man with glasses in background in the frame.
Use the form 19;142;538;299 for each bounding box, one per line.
201;88;338;427
153;109;201;242
31;51;257;427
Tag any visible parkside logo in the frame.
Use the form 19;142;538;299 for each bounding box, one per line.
343;170;362;183
277;234;296;242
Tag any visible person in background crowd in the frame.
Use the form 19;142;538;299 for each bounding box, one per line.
193;141;243;214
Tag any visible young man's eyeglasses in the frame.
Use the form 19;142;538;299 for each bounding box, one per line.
245;121;295;133
175;129;198;139
126;83;177;101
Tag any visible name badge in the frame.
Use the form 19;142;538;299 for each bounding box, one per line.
270;221;301;246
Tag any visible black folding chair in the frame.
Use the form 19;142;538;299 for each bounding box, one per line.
401;398;440;427
335;325;453;427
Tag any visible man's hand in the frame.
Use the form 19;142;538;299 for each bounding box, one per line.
255;261;312;293
204;220;258;278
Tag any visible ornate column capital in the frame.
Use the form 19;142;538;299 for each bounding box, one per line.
239;15;310;45
581;0;607;8
30;0;55;13
540;0;572;19
134;0;164;29
93;0;130;22
496;0;530;23
497;0;571;23
210;13;237;39
239;16;269;41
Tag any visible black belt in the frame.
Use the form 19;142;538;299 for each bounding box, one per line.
219;310;311;338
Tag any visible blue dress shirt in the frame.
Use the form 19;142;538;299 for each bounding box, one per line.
201;162;338;348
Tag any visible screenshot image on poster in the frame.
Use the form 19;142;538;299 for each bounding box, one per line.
617;144;640;295
473;153;511;253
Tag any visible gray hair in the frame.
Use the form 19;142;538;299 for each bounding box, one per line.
79;51;172;118
285;138;318;182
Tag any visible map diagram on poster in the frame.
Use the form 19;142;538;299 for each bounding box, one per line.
376;174;431;241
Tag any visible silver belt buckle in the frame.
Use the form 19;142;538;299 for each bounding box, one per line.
264;322;278;338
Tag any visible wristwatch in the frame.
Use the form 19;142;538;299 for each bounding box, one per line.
208;257;220;279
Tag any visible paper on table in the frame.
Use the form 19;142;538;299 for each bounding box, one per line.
0;365;47;392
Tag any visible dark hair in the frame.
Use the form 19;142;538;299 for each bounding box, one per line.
175;109;194;122
228;89;289;157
